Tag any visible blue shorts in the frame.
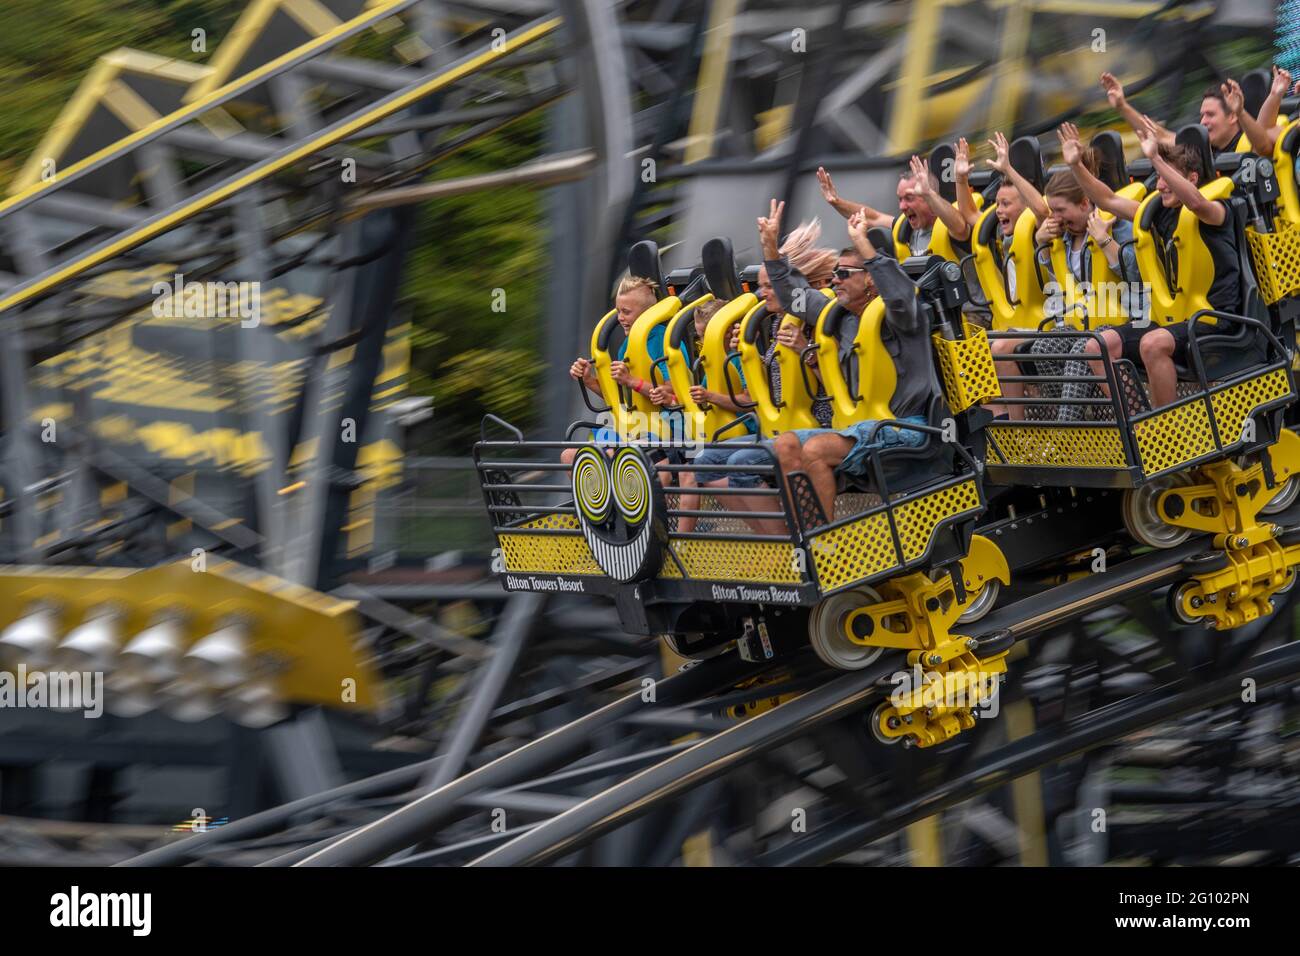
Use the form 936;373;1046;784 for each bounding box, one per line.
784;416;929;478
691;437;775;487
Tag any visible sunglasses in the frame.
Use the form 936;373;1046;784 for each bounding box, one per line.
832;267;866;279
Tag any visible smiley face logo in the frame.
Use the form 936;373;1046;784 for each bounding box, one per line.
571;445;665;582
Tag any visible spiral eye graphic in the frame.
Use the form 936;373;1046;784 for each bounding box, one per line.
612;447;651;525
573;447;612;524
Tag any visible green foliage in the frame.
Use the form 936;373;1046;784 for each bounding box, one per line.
0;0;240;178
400;111;547;452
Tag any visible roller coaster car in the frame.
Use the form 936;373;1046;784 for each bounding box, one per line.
976;142;1300;634
473;252;1004;690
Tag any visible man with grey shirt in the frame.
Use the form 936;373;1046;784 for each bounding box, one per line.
771;210;936;519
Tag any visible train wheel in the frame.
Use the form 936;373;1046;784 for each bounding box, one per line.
808;586;884;671
957;577;1001;625
1275;567;1297;595
1122;473;1194;549
869;701;903;745
1167;580;1203;626
1261;475;1300;515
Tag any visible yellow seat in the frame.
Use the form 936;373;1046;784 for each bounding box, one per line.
1274;119;1300;226
893;210;964;264
664;292;755;441
738;292;833;435
814;297;895;428
1133;176;1234;327
1048;181;1148;329
590;294;682;439
971;206;1045;331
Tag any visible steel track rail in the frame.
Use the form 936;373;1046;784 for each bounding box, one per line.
755;630;1300;865
290;651;758;866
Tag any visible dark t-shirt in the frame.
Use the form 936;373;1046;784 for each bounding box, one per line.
1150;200;1240;314
1210;131;1248;161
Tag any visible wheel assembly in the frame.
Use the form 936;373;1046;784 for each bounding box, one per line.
957;576;1001;625
808;586;885;671
1260;474;1300;515
1122;473;1195;549
868;701;903;745
1166;580;1203;626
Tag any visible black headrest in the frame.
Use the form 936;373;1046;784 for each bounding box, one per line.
1090;130;1128;190
867;226;895;258
928;142;957;203
822;302;851;338
1283;123;1300;155
1010;136;1044;193
739;264;762;292
977;205;1000;245
668;304;698;348
1240;70;1270;120
967;170;996;193
665;266;707;301
628;240;664;295
701;237;742;301
1175;124;1215;185
596;311;625;351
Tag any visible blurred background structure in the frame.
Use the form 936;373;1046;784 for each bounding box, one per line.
0;0;1296;867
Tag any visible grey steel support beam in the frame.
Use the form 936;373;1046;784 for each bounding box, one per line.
230;186;289;572
264;708;346;801
546;0;635;431
0;212;50;561
333;584;490;659
279;221;360;587
119;755;443;867
292;652;754;866
82;435;262;552
349;150;596;211
420;592;543;788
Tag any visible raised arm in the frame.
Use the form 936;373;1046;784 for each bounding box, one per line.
1101;72;1175;148
1059;122;1140;221
1137;116;1225;227
953;137;981;230
848;211;919;333
1258;66;1292;130
909;154;971;242
817;166;893;228
987;131;1050;223
1226;76;1286;157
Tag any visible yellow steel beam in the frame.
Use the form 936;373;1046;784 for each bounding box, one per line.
1004;697;1049;866
0;18;561;318
6;0;412;204
684;0;741;165
887;0;943;152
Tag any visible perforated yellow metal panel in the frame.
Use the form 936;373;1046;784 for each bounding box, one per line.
497;512;602;576
892;479;981;562
1133;401;1215;474
809;510;897;592
987;424;1128;468
659;539;802;583
517;513;580;530
932;324;1002;413
1210;368;1292;443
1246;222;1300;305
